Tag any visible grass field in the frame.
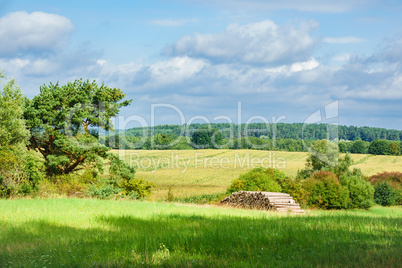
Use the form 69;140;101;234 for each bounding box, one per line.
0;199;401;267
112;150;402;200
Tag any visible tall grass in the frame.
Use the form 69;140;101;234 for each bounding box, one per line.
1;199;401;267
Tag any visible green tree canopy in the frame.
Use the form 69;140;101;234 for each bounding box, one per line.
24;79;132;175
0;72;43;196
350;140;368;154
0;72;29;146
190;127;223;149
368;139;389;155
298;139;354;179
305;139;339;171
389;142;401;156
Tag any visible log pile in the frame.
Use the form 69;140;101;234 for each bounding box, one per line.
220;191;304;213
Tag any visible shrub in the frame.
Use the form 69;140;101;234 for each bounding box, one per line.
227;167;283;194
340;175;374;209
88;184;122;199
227;167;310;206
50;173;88;197
108;154;153;199
295;169;314;180
167;186;174;202
276;177;309;207
120;178;153;199
368;140;389;155
389;142;401;156
0;145;43;197
374;182;396;206
368;172;402;188
0;146;21;196
303;171;348;209
350;140;368;154
369;172;402;205
338;142;348;153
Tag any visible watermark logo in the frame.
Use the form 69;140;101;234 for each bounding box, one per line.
302;101;339;166
63;100;341;171
129;151;286;173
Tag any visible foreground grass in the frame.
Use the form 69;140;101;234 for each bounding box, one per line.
113;150;402;200
1;199;401;267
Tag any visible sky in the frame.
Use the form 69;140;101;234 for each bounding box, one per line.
1;0;402;130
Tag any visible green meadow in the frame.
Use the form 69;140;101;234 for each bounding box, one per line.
1;199;401;267
1;150;401;267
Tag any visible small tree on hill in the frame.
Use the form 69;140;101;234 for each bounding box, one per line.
298;139;354;179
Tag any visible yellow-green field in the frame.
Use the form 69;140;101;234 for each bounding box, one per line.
113;149;402;200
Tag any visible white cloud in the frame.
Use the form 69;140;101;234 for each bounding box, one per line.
148;57;208;85
0;11;74;56
323;36;364;44
165;20;319;65
344;72;402;99
2;20;400;129
94;57;209;90
0;57;61;76
290;58;319;72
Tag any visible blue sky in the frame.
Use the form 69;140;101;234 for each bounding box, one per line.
1;0;402;130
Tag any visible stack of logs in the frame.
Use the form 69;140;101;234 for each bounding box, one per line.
220;191;304;213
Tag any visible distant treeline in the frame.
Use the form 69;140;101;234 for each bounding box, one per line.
100;123;402;155
121;123;402;141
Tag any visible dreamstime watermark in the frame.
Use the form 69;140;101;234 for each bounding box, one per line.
63;100;341;169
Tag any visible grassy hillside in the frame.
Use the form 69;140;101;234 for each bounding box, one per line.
113;150;402;200
1;199;400;267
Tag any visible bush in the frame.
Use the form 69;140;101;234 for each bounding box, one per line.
340;175;374;209
49;173;88;197
389;142;401;156
88;184;122;199
0;145;43;197
369;172;402;205
303;171;348;209
374;182;396;206
296;169;314;180
227;167;310;207
368;171;402;188
368;140;389;155
276;177;308;207
120;178;153;199
227;167;283;194
351;140;368;154
0;146;21;196
108;154;153;199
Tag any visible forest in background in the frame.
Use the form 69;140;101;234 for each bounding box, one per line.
102;123;402;155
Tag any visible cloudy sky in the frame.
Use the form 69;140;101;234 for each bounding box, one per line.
1;0;402;129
